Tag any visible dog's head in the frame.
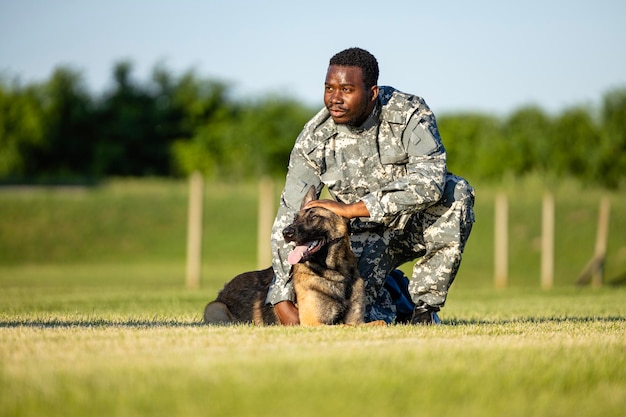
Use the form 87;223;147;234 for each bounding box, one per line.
282;187;350;265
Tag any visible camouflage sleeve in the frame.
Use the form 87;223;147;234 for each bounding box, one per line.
361;108;447;223
265;135;323;306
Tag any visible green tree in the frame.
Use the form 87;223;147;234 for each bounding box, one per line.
93;61;160;176
172;96;312;180
95;62;234;177
551;107;600;182
29;67;95;179
502;106;552;176
0;81;45;178
172;106;239;178
234;97;313;177
597;88;626;188
438;113;504;181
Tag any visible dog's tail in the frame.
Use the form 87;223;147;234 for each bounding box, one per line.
203;301;235;324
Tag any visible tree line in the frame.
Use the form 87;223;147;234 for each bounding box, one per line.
439;91;626;189
1;61;625;188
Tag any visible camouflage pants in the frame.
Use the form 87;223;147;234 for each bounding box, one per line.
350;175;475;323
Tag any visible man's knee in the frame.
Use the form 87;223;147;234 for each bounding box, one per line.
422;175;474;249
450;176;475;248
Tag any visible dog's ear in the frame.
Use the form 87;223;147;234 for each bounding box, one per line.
300;186;317;210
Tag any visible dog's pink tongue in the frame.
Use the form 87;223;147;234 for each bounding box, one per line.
288;245;308;265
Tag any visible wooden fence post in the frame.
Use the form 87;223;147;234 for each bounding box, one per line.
494;192;508;288
257;177;275;270
576;196;611;287
186;171;204;289
592;197;611;287
541;192;555;290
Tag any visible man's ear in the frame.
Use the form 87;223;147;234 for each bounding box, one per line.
370;85;379;103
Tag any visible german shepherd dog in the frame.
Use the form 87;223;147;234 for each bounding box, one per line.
203;187;367;326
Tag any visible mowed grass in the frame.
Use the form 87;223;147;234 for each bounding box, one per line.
0;178;625;416
1;281;624;417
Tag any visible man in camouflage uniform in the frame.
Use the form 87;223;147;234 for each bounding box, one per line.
266;47;475;325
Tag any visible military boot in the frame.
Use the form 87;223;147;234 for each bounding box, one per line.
410;301;441;325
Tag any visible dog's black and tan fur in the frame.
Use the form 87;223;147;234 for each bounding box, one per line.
203;187;366;326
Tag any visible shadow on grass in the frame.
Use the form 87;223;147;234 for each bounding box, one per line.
441;316;625;326
0;319;206;329
1;316;624;329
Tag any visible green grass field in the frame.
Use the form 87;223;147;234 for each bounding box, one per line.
1;179;625;417
1;282;624;417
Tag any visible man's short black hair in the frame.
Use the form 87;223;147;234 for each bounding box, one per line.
329;47;379;88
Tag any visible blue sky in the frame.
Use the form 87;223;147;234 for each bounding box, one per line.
1;0;625;115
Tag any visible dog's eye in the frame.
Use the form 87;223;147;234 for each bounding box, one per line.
306;212;320;220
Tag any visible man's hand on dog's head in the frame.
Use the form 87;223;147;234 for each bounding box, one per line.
303;200;370;219
275;301;300;325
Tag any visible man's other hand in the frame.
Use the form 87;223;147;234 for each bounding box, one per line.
274;301;300;325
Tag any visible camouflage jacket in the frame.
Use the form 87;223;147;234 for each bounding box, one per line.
266;86;448;305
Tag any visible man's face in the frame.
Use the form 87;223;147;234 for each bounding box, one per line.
324;65;378;126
